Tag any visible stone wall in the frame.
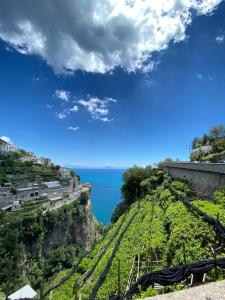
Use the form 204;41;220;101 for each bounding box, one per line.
162;162;225;198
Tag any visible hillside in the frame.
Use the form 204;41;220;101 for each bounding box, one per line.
0;149;102;298
47;167;225;299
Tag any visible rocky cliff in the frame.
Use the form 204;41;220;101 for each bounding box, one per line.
0;187;101;295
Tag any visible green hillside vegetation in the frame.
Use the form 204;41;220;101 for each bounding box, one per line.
0;197;92;296
0;152;76;185
48;168;225;299
190;125;225;162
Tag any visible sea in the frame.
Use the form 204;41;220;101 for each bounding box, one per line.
71;168;125;224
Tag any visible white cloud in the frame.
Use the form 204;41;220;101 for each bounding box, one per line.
68;126;80;131
197;73;203;80
0;136;13;144
69;105;79;112
56;105;79;120
0;0;222;74
55;90;70;102
56;111;67;119
78;97;117;121
46;104;53;109
216;34;224;44
196;73;213;81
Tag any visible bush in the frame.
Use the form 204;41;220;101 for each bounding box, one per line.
213;188;225;206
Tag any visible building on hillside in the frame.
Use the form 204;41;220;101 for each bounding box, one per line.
191;145;213;156
0;138;18;153
16;187;41;200
43;181;61;189
20;156;36;163
8;284;37;300
38;157;52;165
59;167;71;178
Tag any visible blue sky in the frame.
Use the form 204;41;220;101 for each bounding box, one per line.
0;0;225;168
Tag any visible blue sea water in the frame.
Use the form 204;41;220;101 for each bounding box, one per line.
71;169;125;224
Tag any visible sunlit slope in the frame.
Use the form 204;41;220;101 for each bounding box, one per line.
51;183;225;299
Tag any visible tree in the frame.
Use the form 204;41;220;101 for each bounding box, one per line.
192;137;198;149
209;125;225;139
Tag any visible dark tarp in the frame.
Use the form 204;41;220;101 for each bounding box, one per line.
125;257;225;299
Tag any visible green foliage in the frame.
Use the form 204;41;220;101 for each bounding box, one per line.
158;188;175;211
0;200;87;295
122;166;153;205
51;177;225;300
209;125;225;139
111;166;166;223
164;201;217;266
0;153;61;184
138;286;158;298
214;188;225;206
171;180;191;196
190;125;225;161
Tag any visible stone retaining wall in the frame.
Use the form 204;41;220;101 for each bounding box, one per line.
162;162;225;198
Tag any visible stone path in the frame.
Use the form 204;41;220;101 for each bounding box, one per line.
143;280;225;300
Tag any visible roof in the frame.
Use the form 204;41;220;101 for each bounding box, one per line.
16;187;33;192
0;138;8;145
8;284;37;300
1;204;13;211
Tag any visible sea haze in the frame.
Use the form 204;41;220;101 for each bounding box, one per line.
71;168;125;224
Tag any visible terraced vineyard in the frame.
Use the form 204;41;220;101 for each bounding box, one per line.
48;178;225;300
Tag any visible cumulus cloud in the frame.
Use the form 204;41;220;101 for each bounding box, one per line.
68;126;80;131
0;135;13;144
69;105;79;112
78;97;117;121
56;111;67;119
0;0;222;74
55;90;70;101
196;73;213;81
197;73;204;80
216;34;224;44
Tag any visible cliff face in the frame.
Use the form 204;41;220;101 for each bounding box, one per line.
0;188;100;294
42;189;98;253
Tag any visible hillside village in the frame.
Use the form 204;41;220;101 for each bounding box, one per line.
0;136;82;213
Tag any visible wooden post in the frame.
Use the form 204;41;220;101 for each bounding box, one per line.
74;285;78;300
117;259;121;294
217;212;220;221
183;243;187;265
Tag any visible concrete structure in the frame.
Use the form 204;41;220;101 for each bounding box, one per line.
0;138;17;153
39;157;51;165
191;145;213;156
43;181;61;189
59;167;71;178
8;284;37;300
16;186;41;200
146;279;225;300
20;156;36;162
162;162;225;198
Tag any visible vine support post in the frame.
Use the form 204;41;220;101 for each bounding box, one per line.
183;243;187;265
74;285;78;300
217;212;220;221
118;258;121;294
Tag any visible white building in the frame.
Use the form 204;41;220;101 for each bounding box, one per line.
36;157;52;165
0;138;17;153
20;156;36;163
59;167;71;178
43;181;61;189
191;145;213;156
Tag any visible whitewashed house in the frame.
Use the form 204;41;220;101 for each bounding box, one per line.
59;167;71;178
0;138;17;153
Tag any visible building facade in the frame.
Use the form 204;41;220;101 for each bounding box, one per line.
0;138;18;153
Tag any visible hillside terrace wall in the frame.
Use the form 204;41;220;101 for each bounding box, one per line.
162;162;225;198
